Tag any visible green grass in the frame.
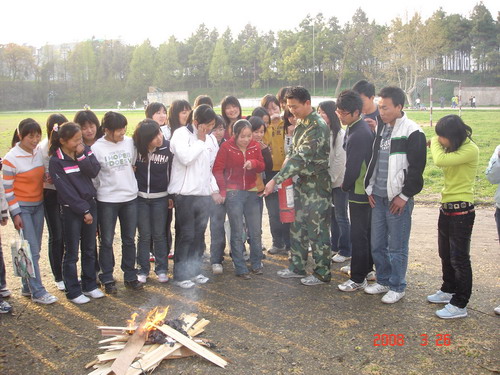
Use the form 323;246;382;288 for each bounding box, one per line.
1;108;498;204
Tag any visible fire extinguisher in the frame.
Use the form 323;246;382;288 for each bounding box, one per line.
278;178;295;223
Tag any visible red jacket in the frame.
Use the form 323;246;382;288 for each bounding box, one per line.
213;137;265;197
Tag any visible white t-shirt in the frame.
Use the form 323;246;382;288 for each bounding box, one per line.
91;136;138;202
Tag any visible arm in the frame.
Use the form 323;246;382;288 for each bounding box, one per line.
330;132;346;186
341;131;370;192
212;146;228;198
262;146;273;171
485;145;500;184
431;136;477;168
2;158;21;218
170;129;206;166
76;146;101;178
401;130;427;199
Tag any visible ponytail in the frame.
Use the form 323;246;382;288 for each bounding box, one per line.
49;122;81;156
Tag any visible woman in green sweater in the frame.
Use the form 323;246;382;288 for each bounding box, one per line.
428;115;479;319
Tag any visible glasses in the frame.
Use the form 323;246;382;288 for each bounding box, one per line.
335;110;351;117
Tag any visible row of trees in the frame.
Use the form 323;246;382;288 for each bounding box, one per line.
0;2;498;109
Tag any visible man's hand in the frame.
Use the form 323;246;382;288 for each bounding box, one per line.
390;196;407;215
212;192;224;204
365;118;377;132
264;179;277;197
83;213;93;225
368;195;376;208
1;217;8;226
13;214;23;230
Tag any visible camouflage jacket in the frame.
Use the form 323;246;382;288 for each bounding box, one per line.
274;110;331;187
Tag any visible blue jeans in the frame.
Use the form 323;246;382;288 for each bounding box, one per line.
225;190;263;275
61;199;98;299
97;199;138;284
264;172;291;249
0;237;6;290
44;189;65;282
19;204;46;298
209;200;226;265
137;196;168;275
173;195;211;281
495;208;500;245
371;195;414;293
331;187;351;256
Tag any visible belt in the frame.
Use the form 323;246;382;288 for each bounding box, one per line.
441;202;473;210
441;209;475;216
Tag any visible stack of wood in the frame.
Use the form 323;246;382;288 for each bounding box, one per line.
85;311;228;375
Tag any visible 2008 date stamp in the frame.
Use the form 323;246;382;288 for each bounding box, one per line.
373;334;451;347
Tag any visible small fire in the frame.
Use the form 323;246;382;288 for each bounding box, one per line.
127;312;139;333
144;306;169;332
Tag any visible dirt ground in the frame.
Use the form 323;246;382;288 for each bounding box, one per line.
0;204;499;375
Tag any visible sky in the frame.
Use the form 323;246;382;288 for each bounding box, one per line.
2;0;498;47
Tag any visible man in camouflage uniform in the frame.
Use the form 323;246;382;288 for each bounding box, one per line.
264;86;332;286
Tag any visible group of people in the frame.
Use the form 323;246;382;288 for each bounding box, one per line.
0;82;496;319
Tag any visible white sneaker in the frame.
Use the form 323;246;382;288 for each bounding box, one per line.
427;290;453;304
277;268;304;279
332;254;351;263
366;271;376;281
338;279;367;292
173;280;195;289
55;281;66;291
192;274;209;284
70;294;91;304
137;274;147;284
157;273;169;283
83;288;105;299
364;283;390;295
212;264;223;275
381;290;405;304
340;265;351;276
494;305;500;315
32;293;58;305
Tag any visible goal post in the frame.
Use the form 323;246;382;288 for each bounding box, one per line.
427;77;462;126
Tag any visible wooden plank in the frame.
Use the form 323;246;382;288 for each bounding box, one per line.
88;363;112;375
154;324;228;368
85;359;99;369
110;324;147;375
187;318;210;337
125;343;182;375
98;335;129;344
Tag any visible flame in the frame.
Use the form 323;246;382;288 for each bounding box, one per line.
143;306;169;332
127;312;139;332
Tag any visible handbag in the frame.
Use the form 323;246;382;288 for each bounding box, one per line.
11;229;35;278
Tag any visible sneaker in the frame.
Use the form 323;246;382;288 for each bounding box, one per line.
338;279;367;292
173;279;195;289
124;280;144;290
70;294;91;305
332;254;351;263
0;288;11;298
251;268;263;275
236;273;251;280
212;264;223;275
277;268;304;279
55;281;66;291
21;290;31;297
367;271;377;281
149;253;155;262
301;275;327;286
268;246;287;255
192;274;209;284
365;283;390;295
494;305;500;315
427;290;453;304
436;303;468;319
32;293;58;305
137;274;147;284
0;300;12;314
157;273;169;283
381;290;405;304
340;265;351;276
104;282;117;295
83;288;105;299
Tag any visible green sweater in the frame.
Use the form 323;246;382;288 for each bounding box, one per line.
430;136;479;203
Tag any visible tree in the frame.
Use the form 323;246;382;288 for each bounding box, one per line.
209;37;232;88
2;43;35;81
469;2;497;73
126;40;155;100
156;36;182;90
67;41;97;103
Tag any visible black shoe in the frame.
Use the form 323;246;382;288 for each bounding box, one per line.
236;273;251;280
251;268;263;275
103;282;117;295
124;280;144;290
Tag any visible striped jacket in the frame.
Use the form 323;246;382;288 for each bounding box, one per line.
49;146;101;215
2;144;45;217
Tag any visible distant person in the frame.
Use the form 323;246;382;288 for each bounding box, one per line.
440;97;445;108
485;144;500;315
352;80;379;132
451;96;458;109
132;101;136;109
264;86;332;286
428;115;478;319
415;94;421;110
364;87;427;304
117;101;121;110
472;96;476;108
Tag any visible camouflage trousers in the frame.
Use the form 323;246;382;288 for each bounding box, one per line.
288;179;332;281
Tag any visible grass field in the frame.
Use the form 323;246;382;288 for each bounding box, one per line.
0;108;498;203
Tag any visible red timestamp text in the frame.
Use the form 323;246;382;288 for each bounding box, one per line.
373;334;452;347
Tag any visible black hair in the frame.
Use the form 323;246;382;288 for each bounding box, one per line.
11;118;42;147
435;115;473;153
352;80;375;98
260;94;280;111
214;115;227;130
101;111;127;133
318;100;342;148
145;102;167;120
336;90;363;116
168;99;192;134
133;119;161;162
49;122;81;156
283;108;295;135
74;110;102;140
251;106;270;121
276;87;290;106
220;96;242;126
187;104;217;127
193;95;214;108
285;86;311;103
46;113;68;139
233;119;252;139
248;116;266;132
378;86;406;108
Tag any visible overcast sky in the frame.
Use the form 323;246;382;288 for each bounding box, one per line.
2;0;498;47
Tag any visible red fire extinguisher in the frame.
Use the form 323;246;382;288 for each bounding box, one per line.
278;178;295;223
